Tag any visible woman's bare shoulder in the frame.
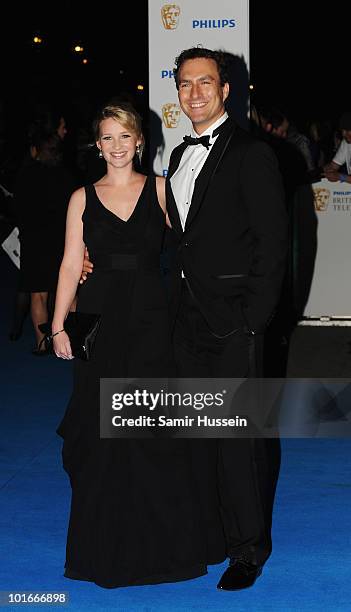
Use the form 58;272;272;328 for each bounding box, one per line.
68;186;86;211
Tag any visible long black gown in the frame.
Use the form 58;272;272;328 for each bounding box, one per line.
57;176;207;588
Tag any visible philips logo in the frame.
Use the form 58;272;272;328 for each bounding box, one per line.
192;19;236;29
161;70;174;79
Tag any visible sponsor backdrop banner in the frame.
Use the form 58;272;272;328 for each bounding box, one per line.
303;179;351;318
148;1;249;176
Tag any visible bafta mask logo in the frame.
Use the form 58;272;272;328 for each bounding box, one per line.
161;4;181;30
313;187;330;211
162;103;181;128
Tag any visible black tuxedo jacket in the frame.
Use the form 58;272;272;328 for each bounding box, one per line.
166;118;288;336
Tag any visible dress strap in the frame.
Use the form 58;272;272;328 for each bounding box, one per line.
149;175;157;197
84;184;95;200
149;175;164;216
83;184;102;215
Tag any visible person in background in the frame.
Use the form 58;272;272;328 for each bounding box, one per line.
251;102;316;374
307;119;334;171
9;110;72;343
324;111;351;184
14;124;75;354
256;105;316;178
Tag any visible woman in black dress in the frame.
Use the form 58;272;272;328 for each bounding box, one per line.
15;126;74;352
51;103;206;587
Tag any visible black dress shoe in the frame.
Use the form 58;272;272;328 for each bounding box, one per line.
217;558;263;590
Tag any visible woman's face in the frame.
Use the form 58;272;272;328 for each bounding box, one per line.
97;118;140;168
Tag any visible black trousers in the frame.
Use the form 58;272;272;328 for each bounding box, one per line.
173;281;281;566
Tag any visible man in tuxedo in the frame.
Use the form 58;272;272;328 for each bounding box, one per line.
166;47;288;590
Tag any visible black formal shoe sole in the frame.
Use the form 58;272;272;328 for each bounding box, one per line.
217;564;262;591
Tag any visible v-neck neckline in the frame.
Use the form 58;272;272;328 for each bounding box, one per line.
93;177;148;223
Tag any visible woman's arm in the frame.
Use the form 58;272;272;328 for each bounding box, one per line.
52;187;86;358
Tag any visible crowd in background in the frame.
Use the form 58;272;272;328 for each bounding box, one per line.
0;95;350;362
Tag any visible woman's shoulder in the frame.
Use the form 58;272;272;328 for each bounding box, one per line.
68;186;87;209
72;185;86;197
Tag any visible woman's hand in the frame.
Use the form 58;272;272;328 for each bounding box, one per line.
53;330;74;360
80;246;94;284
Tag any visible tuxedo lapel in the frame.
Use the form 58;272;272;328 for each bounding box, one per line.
185;119;235;231
168;142;187;180
166;142;187;236
166;181;183;236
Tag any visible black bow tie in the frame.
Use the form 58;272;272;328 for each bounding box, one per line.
183;134;211;149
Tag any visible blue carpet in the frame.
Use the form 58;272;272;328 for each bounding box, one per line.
1;251;351;611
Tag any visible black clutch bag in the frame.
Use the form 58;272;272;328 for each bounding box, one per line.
39;312;101;361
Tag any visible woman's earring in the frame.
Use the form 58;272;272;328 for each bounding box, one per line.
136;144;142;164
98;150;103;159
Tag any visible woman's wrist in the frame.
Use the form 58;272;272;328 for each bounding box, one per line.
51;329;65;339
52;320;65;333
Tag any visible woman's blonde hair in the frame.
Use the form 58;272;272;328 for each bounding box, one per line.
93;102;145;161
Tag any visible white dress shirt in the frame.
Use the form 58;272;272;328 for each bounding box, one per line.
333;139;351;175
171;112;228;230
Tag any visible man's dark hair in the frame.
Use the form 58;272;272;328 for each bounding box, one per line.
173;47;229;90
257;106;287;130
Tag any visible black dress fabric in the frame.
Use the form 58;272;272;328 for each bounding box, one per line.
57;176;207;588
15;158;74;292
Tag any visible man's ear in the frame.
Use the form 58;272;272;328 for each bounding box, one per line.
222;82;230;102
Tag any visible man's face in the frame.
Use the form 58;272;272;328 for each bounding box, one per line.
178;58;229;134
342;128;351;144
